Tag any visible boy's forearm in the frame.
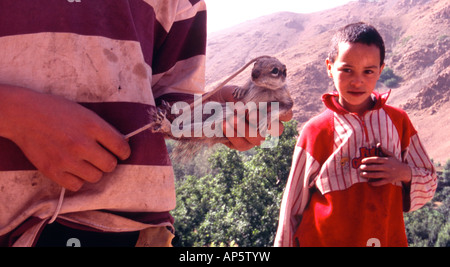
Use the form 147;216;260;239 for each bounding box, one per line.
0;84;51;140
0;84;30;139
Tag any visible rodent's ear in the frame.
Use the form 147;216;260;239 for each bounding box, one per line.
252;69;261;80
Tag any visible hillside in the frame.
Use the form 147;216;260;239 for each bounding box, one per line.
205;0;450;164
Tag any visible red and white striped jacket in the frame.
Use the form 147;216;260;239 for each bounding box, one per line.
275;91;437;247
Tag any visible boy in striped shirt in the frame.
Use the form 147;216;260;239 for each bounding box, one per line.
275;22;437;247
0;0;291;247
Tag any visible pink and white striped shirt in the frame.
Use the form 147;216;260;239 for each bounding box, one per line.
275;91;437;247
0;0;207;246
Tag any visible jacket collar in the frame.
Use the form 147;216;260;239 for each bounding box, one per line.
321;90;391;115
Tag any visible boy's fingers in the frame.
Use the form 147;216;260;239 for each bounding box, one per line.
360;171;392;187
377;143;395;157
223;114;265;145
226;137;255;151
361;144;396;165
361;156;389;165
360;164;377;172
360;170;387;179
69;136;120;173
268;121;285;137
52;172;85;192
83;145;119;173
223;119;262;151
94;126;131;161
66;160;104;184
279;109;293;122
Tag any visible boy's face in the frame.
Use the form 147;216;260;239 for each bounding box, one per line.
326;42;385;115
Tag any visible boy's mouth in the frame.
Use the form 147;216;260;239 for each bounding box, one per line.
347;91;366;96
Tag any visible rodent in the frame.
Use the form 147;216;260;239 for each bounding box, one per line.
125;56;294;155
231;56;293;118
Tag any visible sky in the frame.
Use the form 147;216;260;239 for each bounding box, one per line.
205;0;356;33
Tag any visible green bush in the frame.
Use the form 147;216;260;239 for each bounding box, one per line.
379;67;402;88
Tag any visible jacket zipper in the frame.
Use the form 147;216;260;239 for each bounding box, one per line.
353;113;370;144
361;116;370;145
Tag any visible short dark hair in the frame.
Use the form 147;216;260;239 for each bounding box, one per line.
328;22;386;66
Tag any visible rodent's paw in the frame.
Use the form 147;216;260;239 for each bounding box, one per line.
153;117;171;134
159;100;171;113
232;86;247;100
150;107;171;134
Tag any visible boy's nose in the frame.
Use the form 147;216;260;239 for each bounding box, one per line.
350;74;364;87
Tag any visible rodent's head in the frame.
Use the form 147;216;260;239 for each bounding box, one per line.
251;57;287;90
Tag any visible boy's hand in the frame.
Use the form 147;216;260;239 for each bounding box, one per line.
359;144;412;186
0;86;131;192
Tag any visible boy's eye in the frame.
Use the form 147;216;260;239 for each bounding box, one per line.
340;68;352;73
365;70;375;74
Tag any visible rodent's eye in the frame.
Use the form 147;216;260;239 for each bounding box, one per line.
271;68;280;76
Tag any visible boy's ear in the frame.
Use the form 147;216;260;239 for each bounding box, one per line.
326;58;333;78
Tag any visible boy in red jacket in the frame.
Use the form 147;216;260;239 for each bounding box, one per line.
275;22;437;247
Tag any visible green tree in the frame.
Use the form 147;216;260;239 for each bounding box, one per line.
443;159;450;182
404;203;446;247
232;120;298;246
403;160;450;247
172;148;246;246
172;120;298;247
435;222;450;247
